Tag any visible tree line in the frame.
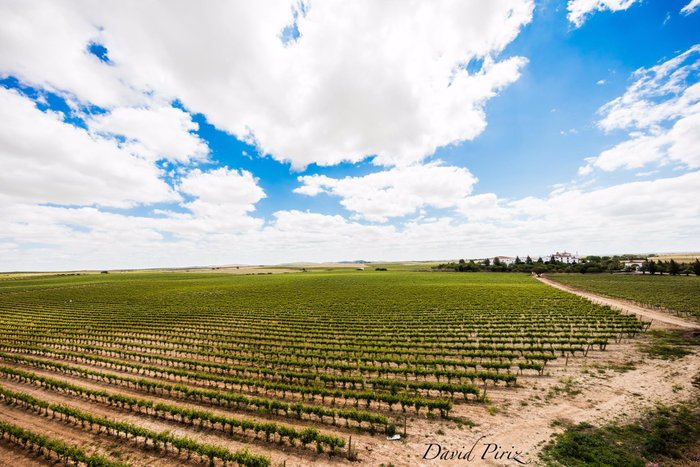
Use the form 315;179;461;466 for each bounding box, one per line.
434;256;700;276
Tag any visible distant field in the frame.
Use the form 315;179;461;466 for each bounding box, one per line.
650;253;700;262
0;271;644;465
549;274;700;318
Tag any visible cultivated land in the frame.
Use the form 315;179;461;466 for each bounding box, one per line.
650;253;700;263
0;271;697;466
547;273;700;319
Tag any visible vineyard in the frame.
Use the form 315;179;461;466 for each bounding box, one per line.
548;274;700;319
0;271;646;465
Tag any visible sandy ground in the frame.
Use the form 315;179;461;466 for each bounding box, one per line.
0;402;175;466
0;443;47;467
0;376;353;467
1;278;699;466
537;275;698;329
197;266;301;274
358;277;700;466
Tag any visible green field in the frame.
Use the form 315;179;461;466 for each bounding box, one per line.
0;271;645;465
548;273;700;318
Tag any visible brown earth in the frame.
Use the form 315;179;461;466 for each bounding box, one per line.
0;442;47;467
359;276;700;466
0;402;175;466
1;278;699;466
0;377;350;467
537;275;698;329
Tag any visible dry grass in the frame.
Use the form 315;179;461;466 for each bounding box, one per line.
650;253;700;262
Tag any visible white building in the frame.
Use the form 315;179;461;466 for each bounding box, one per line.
488;256;517;266
623;260;644;269
551;251;579;263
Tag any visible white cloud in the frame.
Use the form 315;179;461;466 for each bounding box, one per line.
0;1;533;169
179;167;265;216
681;0;700;15
567;0;639;27
635;170;658;177
0;87;176;207
580;45;700;174
2;171;699;270
598;45;700;132
89;106;209;163
295;163;478;221
596;79;606;85
0;1;149;108
455;193;514;221
1;1;697;271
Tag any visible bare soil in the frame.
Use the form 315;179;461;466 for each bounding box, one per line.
537;275;699;329
2;280;698;466
0;442;47;467
0;377;350;467
0;403;173;466
357;277;700;466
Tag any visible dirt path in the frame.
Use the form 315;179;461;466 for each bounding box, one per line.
0;360;363;438
361;334;700;466
0;378;352;467
537;275;699;330
0;442;47;467
0;403;173;466
357;277;700;466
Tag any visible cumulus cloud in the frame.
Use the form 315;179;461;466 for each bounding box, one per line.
178;167;265;217
455;193;514;221
2;1;697;272
295;163;478;221
0;87;177;207
2;171;699;270
0;0;533;168
88;106;209;163
0;1;148;108
0;87;264;243
567;0;639;27
580;45;700;174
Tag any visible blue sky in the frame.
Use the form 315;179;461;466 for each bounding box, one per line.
0;1;699;270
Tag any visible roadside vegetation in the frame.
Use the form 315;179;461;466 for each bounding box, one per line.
540;402;700;466
638;330;700;359
549;274;700;318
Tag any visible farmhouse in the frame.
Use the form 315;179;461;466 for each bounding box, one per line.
551;251;579;264
493;256;517;265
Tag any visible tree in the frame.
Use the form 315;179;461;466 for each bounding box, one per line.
526;256;533;264
668;259;681;276
647;260;657;275
515;256;522;265
493;257;502;266
482;258;491;267
694;259;700;277
536;257;543;264
656;261;667;275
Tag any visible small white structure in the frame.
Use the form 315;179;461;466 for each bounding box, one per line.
493;256;517;266
551;251;579;264
623;260;644;269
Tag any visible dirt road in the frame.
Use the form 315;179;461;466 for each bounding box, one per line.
537;275;699;330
